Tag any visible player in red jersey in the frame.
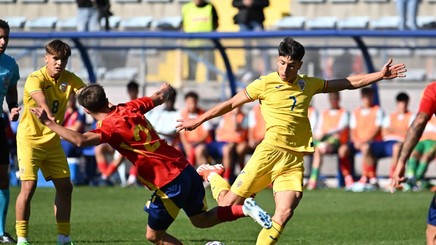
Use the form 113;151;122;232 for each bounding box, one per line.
392;82;436;245
30;83;272;244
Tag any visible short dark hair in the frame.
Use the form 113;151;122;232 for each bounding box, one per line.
168;89;177;104
184;91;199;101
278;37;305;61
396;92;409;102
127;80;139;91
46;39;71;59
361;87;374;97
0;19;10;35
77;84;109;112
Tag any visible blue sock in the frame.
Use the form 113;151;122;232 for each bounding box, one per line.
0;188;10;235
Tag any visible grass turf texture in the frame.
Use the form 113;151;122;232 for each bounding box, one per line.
5;186;430;244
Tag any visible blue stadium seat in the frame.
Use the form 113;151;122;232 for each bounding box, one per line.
25;16;58;30
337;16;370;29
400;68;426;81
101;16;122;30
57;17;77;31
119;16;154;30
274;16;306;29
151;16;182;30
4;16;26;29
370;16;399;29
306;17;338;29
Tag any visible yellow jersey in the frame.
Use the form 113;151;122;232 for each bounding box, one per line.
245;72;326;153
17;66;86;146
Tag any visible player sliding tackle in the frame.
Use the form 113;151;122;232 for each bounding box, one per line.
176;37;407;245
31;83;272;244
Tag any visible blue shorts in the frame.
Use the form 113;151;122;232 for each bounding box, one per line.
144;165;207;230
370;140;398;158
428;196;436;225
206;141;227;160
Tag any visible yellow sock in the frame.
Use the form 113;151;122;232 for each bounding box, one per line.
256;220;283;245
209;173;231;200
15;220;28;238
56;220;70;236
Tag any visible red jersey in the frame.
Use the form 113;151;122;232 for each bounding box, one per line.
91;97;190;189
419;82;436;116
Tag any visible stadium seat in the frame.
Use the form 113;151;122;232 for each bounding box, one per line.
370;16;399;29
364;0;389;3
428;71;436;81
274;16;306;29
305;17;338;29
415;49;436;56
298;0;325;3
4;16;26;29
417;16;436;28
319;49;345;57
119;16;154;30
337;16;370;29
103;67;138;81
101;16;122;30
74;67;107;82
151;16;182;30
57;17;77;31
144;0;171;2
385;48;412;56
25;16;58;30
114;0;139;3
330;0;357;3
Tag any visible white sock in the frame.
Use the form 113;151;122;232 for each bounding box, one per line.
17;237;28;243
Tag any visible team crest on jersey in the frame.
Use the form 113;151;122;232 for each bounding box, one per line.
59;82;68;92
297;79;306;90
2;76;10;89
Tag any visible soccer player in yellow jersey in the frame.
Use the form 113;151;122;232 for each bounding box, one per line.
15;40;86;245
176;37;407;244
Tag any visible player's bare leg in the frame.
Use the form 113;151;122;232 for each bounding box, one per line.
426;224;436;245
146;226;182;245
15;180;37;241
255;190;303;245
52;177;73;244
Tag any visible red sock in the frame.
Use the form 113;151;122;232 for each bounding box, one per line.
104;164;118;177
129;165;138;176
97;161;108;173
217;205;245;222
339;156;352;176
223;169;231;180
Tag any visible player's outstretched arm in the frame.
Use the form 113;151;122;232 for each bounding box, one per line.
176;90;251;132
325;59;407;93
30;107;101;147
391;112;430;192
149;82;175;107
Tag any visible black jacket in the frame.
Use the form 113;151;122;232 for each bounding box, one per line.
232;0;269;25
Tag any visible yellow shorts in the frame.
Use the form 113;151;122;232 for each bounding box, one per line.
231;142;304;198
17;141;70;181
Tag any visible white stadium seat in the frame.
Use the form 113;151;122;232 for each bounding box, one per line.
306;16;338;29
274;16;306;30
337;16;370;29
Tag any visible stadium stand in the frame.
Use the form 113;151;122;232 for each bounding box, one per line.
305;16;338;29
151;16;182;30
56;17;77;31
337;16;370;29
119;16;154;30
370;16;400;29
3;16;26;29
24;16;58;30
274;16;306;30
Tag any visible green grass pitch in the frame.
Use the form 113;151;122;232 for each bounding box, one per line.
5;186;430;244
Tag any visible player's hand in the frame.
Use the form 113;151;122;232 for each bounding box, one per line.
176;118;200;132
30;107;52;125
10;107;21;122
380;58;407;80
390;161;407;193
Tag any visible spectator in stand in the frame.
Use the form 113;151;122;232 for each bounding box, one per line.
232;0;269;72
212;106;249;182
396;0;419;30
146;89;181;149
96;0;112;31
307;92;353;190
182;0;219;81
76;0;100;32
402;116;436;191
366;92;414;187
179;91;214;167
348;87;384;192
